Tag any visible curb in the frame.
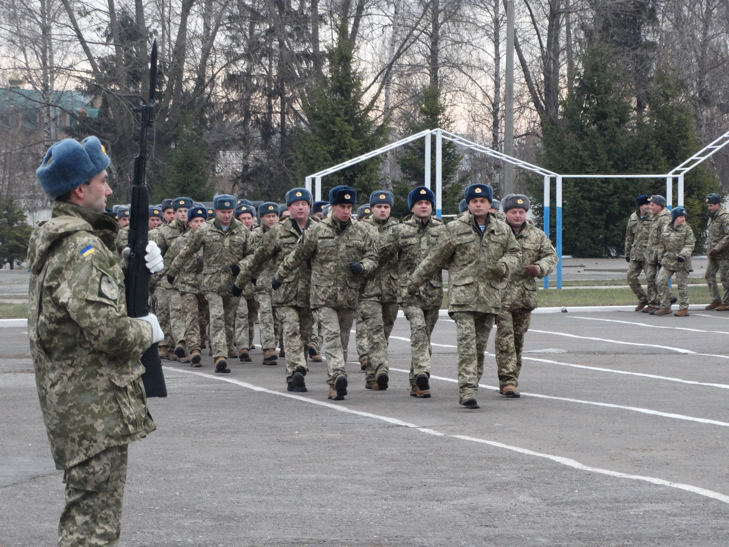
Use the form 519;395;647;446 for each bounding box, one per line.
0;318;27;328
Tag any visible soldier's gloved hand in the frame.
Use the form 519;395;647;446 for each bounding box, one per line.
139;313;164;344
709;249;718;259
272;277;282;290
489;262;508;279
145;241;164;274
349;261;363;275
121;247;131;268
231;283;243;297
625;256;630;263
525;264;540;278
677;256;685;263
230;263;241;277
167;274;175;285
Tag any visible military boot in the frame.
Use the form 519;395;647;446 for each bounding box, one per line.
634;301;647;312
641;306;654;314
717;304;729;311
359;357;369;372
228;348;238;359
158;345;168;360
279;345;286;358
459;395;479;409
239;348;252;362
190;350;202;367
651;308;672;316
674;309;690;317
500;384;521;398
214;357;230;373
263;348;278;364
365;379;380;390
328;375;348;400
289;370;307;392
376;372;389;391
410;385;432;398
174;341;187;359
705;301;721;310
308;344;323;363
165;348;178;361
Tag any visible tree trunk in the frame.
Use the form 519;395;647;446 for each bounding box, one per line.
430;0;440;87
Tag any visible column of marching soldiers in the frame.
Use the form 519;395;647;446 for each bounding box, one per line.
111;184;557;410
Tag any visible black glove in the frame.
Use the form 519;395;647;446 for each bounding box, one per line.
167;274;175;285
231;283;243;297
272;277;282;290
230;263;241;277
677;256;685;263
625;256;630;263
349;261;363;275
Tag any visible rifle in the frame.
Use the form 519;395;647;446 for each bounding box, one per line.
127;40;167;397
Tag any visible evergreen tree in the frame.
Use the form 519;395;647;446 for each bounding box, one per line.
0;196;33;269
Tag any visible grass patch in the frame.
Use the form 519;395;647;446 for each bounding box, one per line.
536;285;711;308
0;303;28;319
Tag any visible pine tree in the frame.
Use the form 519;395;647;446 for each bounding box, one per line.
0;196;33;269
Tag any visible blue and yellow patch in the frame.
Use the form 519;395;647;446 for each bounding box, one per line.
80;245;95;257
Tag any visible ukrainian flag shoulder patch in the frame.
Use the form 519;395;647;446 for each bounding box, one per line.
80;245;95;257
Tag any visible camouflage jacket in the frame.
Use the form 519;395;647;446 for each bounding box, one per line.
152;219;187;289
707;207;729;259
658;221;695;272
238;217;318;308
249;224;274;296
164;230;202;293
387;215;445;309
505;221;558;311
409;212;521;314
26;201;155;470
359;215;400;302
647;208;672;262
275;215;378;309
625;210;652;261
168;217;254;295
114;226;129;256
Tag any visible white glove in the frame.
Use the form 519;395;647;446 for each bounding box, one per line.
139;313;164;344
145;241;164;274
121;247;131;268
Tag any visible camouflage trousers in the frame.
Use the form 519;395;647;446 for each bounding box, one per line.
255;292;281;350
198;294;210;349
657;268;689;310
705;257;729;304
156;287;173;348
278;305;314;383
495;307;532;389
402;306;439;386
169;289;186;346
314;307;355;385
452;311;496;400
356;301;394;382
310;320;322;353
627;259;648;303
644;260;660;307
59;444;128;547
356;301;398;364
205;292;239;359
179;291;204;352
234;296;257;350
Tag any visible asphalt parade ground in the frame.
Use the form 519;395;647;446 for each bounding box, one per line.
2;308;729;546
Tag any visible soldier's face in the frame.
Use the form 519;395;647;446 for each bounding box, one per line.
188;217;206;231
411;200;432;219
332;204;352;222
289;200;310;222
649;203;663;215
238;213;254;229
217;209;234;226
77;170;111;213
175;208;189;222
163;209;175;222
708;203;721;213
639;204;651;216
468;197;490;217
261;213;278;227
149;216;162;229
313;212;323;219
280;210;291;220
674;215;686;226
373;204;391;220
118;216;130;228
505;208;526;228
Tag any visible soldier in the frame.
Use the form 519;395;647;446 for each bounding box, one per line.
274;186;378;400
704;193;729;311
408;184;521;409
161;199;174;223
149;205;163;230
168;194;254;373
280;205;290;220
388;186;445;398
458;198;468;217
651;206;695;316
494;195;557;397
234;188;321;392
116;205;130;228
357;204;372;221
28;136;164;545
625;195;653;311
312;200;328;220
643;195;674;313
233;203;258;358
207;207;216;219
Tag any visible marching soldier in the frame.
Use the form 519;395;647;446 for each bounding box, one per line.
408;184;521;409
161;199;174;223
274;186;378;400
233;203;258;358
652;206;695;316
168;194;254;373
625;195;653;311
357;204;372;221
704;193;729;310
494;195;557;397
149;205;163;230
643;195;674;313
311;201;328;220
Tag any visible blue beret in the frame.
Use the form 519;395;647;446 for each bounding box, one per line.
36;136;110;199
357;205;372;219
188;207;208;222
312;201;328;215
161;199;173;211
235;204;255;218
286;188;312;207
258;202;279;217
149;206;162;218
465;184;493;204
502;194;530;212
116;206;130;218
408;186;435;210
649;195;667;207
671;206;686;219
706;193;722;205
329;185;357;206
213;194;237;209
458;199;467;213
370;191;394;207
173;197;193;210
636;195;650;207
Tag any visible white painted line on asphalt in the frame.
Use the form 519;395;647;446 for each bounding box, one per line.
165;366;729;506
389;335;456;349
696;313;729;321
569;316;729;335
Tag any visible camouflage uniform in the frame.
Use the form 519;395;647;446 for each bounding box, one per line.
657;221;695;310
645;207;672;308
237;217;318;383
114;226;128;256
409;212;521;404
250;223;281;351
27;201;156;545
388;215;446;388
165;230;204;353
275;215;378;387
234;264;257;352
705;206;729;305
152;218;187;350
168;217;254;359
495;221;558;389
625;209;653;303
356;215;400;385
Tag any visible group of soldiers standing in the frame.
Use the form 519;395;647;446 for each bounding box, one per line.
126;182;558;409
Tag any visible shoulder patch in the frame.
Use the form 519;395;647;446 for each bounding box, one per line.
80;245;95;257
100;275;119;300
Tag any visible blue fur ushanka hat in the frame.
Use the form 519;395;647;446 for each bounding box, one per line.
188;206;208;222
173;197;193;210
458;199;467;214
407;186;435;210
36;136;110;199
286;188;313;207
213;194;237;210
235;204;256;218
161;199;173;211
370;191;394;207
329;185;357;206
464;184;493;204
636;194;650;207
502;194;530;212
671;206;686;219
116;206;130;219
149;206;162;218
312;201;328;215
649;195;667;207
259;202;279;217
706;193;722;205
